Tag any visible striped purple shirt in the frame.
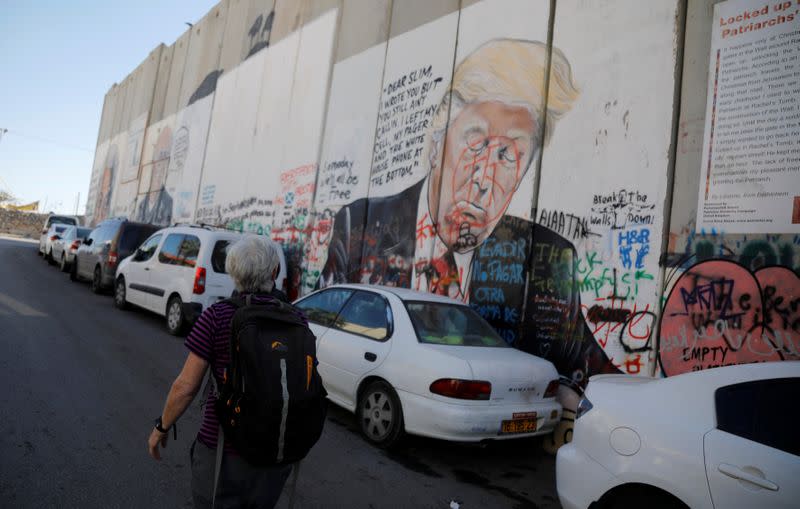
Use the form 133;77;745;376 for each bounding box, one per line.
184;293;308;452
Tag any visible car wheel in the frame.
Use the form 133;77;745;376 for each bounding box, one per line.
46;249;54;264
166;296;186;336
114;277;129;310
358;381;404;448
606;486;689;509
91;266;103;294
59;254;69;273
70;260;78;282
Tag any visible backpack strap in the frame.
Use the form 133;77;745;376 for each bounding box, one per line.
211;425;224;508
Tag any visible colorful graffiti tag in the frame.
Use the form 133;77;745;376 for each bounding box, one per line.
659;259;800;376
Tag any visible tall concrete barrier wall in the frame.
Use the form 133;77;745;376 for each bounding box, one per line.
84;0;800;448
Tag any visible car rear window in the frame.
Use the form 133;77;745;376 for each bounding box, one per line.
47;216;77;227
54;225;67;234
716;378;800;456
211;240;229;273
405;302;509;347
117;225;158;256
77;228;92;238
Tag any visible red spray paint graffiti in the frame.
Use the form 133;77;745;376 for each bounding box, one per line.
659;260;800;376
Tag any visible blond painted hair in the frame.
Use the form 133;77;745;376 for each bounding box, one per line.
427;39;579;167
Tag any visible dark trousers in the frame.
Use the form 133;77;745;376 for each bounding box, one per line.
190;440;293;509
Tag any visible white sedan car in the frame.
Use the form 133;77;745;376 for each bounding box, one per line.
294;284;562;446
557;361;800;509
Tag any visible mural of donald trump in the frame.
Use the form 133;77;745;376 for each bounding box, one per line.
320;39;617;384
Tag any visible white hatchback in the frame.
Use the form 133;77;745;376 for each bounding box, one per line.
294;284;562;447
114;225;286;335
556;361;800;509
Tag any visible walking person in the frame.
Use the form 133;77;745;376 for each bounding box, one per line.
148;235;326;508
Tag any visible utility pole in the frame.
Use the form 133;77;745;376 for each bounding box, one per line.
74;192;80;215
0;128;7;145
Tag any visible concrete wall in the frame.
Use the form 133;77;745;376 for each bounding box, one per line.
84;0;799;450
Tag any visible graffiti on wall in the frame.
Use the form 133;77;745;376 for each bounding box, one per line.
272;164;317;301
318;39;585;351
136;126;174;225
666;226;800;275
246;10;275;59
659;259;800;375
92;145;119;225
370;66;444;191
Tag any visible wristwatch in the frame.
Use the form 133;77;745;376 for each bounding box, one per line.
154;416;169;433
154;416;177;439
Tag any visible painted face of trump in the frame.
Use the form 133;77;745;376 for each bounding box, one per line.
425;39;579;253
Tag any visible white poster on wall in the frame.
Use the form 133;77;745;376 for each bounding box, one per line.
696;0;800;233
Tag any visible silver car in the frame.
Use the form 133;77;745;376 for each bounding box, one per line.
50;226;92;272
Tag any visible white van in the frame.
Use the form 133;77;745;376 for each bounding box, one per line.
113;225;287;334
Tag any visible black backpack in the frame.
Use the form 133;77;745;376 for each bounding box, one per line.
214;295;327;466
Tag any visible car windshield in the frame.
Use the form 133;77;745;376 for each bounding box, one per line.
405;301;509;347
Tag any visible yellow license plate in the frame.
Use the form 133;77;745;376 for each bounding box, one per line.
501;417;538;434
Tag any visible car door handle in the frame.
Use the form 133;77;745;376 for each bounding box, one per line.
144;267;150;271
364;352;377;362
718;463;778;491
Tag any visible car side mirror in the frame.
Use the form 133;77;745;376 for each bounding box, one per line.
83;238;93;246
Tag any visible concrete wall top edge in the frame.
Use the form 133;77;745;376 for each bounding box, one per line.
389;0;460;39
335;0;391;62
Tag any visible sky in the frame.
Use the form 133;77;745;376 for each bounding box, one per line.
0;0;219;215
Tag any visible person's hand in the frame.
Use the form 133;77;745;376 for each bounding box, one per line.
148;428;169;460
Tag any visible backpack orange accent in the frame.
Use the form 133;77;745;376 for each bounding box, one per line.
306;355;313;390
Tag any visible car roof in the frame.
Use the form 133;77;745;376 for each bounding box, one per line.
591;360;800;392
324;284;465;305
156;225;244;238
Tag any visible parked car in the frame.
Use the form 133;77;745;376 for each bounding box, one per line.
38;214;78;256
293;284;562;447
556;361;800;509
113;225;286;335
40;224;71;262
71;218;159;293
50;225;92;272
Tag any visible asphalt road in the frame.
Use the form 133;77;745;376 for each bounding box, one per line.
0;236;560;509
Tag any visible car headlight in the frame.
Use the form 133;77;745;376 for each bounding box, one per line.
576;397;593;419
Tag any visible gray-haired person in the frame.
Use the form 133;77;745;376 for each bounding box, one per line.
148;235;310;508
